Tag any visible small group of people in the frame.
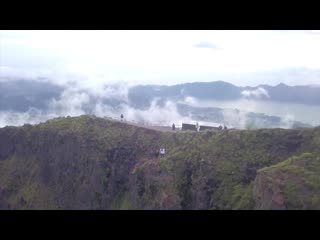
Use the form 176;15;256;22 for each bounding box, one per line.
218;125;228;130
155;148;166;158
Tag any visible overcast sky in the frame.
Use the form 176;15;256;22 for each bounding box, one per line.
1;30;320;86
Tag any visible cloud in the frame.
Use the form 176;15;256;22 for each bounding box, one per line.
0;80;309;130
0;79;130;127
0;66;75;86
116;100;191;126
98;83;130;102
49;89;91;116
182;96;198;106
241;87;270;98
0;107;62;128
0;82;194;128
306;30;320;35
193;42;220;49
0;66;44;81
280;114;295;129
222;109;248;129
2;30;320;86
309;84;320;88
221;108;299;129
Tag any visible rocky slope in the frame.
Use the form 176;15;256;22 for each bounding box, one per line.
0;115;319;209
253;153;320;209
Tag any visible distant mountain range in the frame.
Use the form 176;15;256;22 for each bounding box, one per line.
1;79;319;128
2;79;320;112
0;80;64;112
128;81;320;108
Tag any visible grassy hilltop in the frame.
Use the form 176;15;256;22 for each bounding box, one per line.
0;115;320;209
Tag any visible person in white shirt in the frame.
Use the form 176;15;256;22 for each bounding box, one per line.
159;148;165;158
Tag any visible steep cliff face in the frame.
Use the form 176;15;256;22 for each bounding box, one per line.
0;115;320;209
0;116;180;209
253;153;320;210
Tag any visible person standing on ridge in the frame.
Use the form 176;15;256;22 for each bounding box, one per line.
172;123;175;131
195;122;199;132
121;114;124;121
159;148;165;158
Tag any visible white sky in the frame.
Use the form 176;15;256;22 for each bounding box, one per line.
1;30;320;86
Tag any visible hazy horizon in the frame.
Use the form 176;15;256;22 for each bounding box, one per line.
1;30;320;128
1;30;320;88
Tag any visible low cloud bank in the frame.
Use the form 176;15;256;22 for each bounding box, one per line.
0;84;194;128
0;79;304;129
241;87;270;99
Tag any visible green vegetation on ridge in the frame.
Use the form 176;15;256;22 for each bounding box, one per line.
0;115;320;209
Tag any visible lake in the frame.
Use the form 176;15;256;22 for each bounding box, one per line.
183;99;320;126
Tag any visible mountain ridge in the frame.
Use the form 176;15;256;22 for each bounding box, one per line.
1;115;319;209
1;79;318;128
2;79;320;114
